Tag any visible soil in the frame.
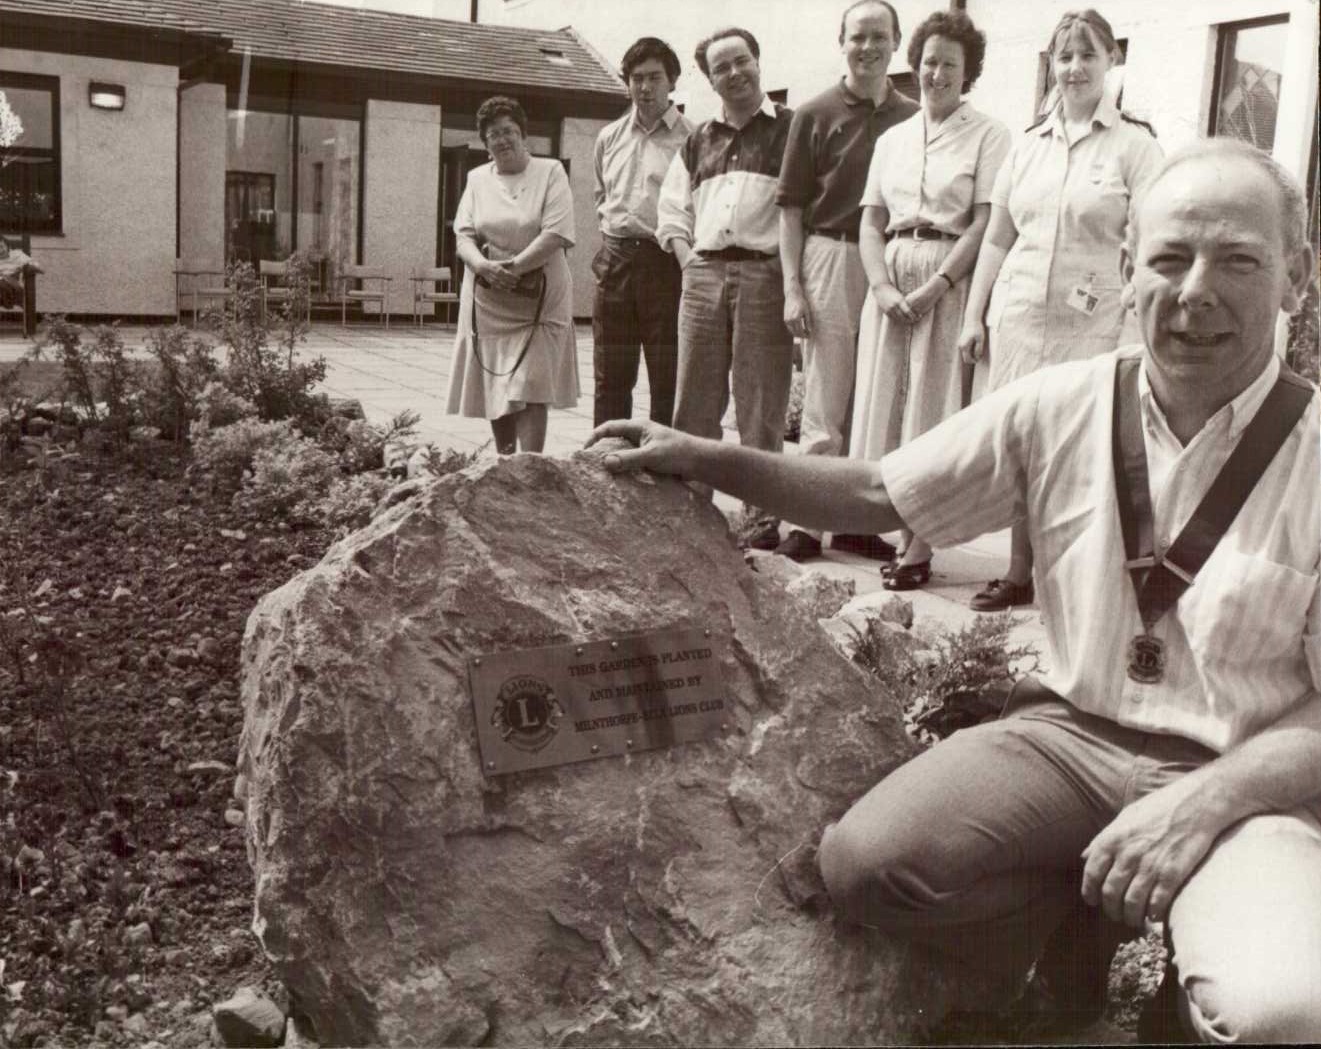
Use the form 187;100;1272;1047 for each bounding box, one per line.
1;443;333;1048
0;430;1162;1048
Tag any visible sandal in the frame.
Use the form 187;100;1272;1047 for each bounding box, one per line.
883;560;931;591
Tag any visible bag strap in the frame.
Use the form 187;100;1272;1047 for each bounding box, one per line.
469;272;547;378
1112;357;1313;630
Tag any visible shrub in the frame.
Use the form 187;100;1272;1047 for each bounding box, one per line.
319;409;420;476
238;437;339;522
318;472;396;530
208;257;328;426
850;612;1039;746
140;325;221;441
28;319;144;444
190;417;306;493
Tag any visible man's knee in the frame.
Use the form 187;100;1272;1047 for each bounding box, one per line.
1185;968;1321;1044
818;817;947;931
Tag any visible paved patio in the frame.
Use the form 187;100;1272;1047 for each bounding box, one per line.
0;318;1047;657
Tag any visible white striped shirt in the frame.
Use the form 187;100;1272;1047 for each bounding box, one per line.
882;347;1321;753
655;95;791;257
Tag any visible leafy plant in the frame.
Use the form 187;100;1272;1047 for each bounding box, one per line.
141;325;221;441
209;258;328;426
850;612;1040;745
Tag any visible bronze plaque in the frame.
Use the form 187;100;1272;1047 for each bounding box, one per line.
468;628;729;776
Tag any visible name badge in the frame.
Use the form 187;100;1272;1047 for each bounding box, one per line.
1067;281;1100;316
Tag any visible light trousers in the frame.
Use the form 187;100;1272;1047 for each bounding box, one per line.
672;255;794;453
818;681;1321;1043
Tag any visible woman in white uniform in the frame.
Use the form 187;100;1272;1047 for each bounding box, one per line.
849;8;1010;591
956;8;1162;610
446;96;579;453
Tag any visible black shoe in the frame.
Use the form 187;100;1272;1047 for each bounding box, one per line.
1137;962;1192;1043
970;578;1035;611
740;518;782;551
830;533;897;561
883;560;931;591
773;529;822;562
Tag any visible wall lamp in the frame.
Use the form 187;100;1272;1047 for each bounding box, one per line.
88;82;126;111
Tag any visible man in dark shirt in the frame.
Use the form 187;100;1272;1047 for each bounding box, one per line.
774;1;918;562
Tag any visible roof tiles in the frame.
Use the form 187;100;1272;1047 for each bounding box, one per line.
0;0;627;99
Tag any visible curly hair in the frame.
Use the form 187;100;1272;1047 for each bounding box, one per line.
476;96;528;142
621;36;681;84
906;9;987;93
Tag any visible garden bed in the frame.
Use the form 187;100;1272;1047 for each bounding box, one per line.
1;445;334;1047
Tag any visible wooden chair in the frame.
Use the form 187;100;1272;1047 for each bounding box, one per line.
409;266;460;326
259;259;308;323
339;264;392;327
175;258;233;326
0;235;37;337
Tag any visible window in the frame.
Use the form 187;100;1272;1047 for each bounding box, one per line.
1210;16;1289;152
226;105;361;302
0;71;60;234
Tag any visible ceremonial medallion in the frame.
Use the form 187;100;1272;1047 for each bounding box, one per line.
1127;633;1164;684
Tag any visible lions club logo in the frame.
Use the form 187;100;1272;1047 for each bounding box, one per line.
491;675;563;753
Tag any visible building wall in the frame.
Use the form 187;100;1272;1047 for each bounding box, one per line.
1;48;178;315
178;81;227;270
481;0;947;119
560;115;610;319
363;98;442;316
963;0;1318;183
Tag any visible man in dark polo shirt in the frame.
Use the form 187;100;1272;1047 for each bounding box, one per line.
774;0;918;562
591;37;694;428
656;26;796;550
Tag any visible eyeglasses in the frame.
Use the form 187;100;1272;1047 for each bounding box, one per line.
709;54;756;79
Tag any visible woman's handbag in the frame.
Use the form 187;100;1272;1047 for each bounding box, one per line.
470;251;548;377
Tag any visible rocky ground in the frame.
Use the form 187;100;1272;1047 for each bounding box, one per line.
1;443;331;1048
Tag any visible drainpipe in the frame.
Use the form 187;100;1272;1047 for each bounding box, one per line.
470;0;478;22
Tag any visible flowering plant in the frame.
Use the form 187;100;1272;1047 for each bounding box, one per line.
0;90;23;169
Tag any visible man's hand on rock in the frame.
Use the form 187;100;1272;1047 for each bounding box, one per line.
586;420;695;477
1080;774;1225;928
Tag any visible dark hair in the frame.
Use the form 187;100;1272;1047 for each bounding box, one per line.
694;27;760;78
1047;8;1120;58
620;36;681;85
476;96;527;141
838;0;900;46
906;10;986;93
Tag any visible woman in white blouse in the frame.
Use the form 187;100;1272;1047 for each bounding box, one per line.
849;9;1010;591
955;9;1162;611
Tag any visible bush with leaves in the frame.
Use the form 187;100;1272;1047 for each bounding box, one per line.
190;417;308;493
239;437;340;522
140;324;221;441
28;319;144;443
850;612;1039;746
207;256;328;426
319;409;420;475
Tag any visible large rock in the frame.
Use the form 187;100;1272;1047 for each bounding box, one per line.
238;448;955;1047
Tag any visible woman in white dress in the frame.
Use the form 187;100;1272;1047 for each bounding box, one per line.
446;96;579;453
849;9;1010;591
955;9;1162;611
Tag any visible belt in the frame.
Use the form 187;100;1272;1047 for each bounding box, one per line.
893;226;957;241
603;233;662;250
807;227;859;243
697;246;776;261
